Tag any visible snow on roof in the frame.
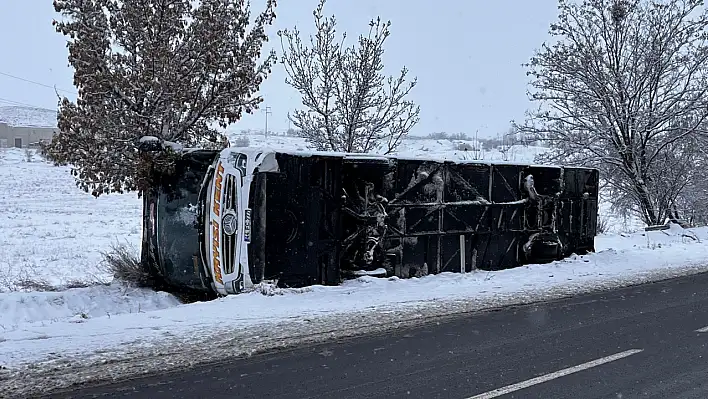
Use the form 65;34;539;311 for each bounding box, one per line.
225;146;590;170
0;106;58;128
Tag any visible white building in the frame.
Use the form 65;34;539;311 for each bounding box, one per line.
0;122;57;148
0;106;58;148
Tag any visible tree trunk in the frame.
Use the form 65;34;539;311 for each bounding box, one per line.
635;181;659;226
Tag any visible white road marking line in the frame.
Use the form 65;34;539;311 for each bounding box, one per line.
466;349;644;399
696;326;708;333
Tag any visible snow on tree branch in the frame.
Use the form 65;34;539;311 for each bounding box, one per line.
278;0;420;154
45;0;277;197
515;0;708;225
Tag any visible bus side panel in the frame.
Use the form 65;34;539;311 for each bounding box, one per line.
258;154;342;287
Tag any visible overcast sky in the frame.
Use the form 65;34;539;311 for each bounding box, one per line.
0;0;558;137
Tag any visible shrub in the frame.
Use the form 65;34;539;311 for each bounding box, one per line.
24;149;34;162
100;243;154;288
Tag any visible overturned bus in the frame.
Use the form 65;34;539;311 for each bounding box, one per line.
140;145;599;296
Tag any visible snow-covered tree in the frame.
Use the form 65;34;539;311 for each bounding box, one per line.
278;0;420;154
516;0;708;225
669;133;708;226
44;0;277;197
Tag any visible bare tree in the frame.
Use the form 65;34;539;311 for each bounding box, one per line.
669;133;708;226
44;0;277;197
278;0;420;154
516;0;708;225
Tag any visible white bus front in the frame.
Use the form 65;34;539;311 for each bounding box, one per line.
203;150;254;295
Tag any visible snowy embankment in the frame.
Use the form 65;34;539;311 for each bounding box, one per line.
3;225;708;396
0;142;703;396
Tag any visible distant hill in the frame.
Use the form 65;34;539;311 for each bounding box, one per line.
0;106;57;128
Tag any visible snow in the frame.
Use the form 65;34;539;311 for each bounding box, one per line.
1;140;706;396
0;283;180;327
3;222;708;396
225;132;551;165
139;135;160;143
0;106;57;128
352;267;388;276
138;136;185;152
0;149;141;289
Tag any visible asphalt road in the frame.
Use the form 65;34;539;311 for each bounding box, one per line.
52;272;708;399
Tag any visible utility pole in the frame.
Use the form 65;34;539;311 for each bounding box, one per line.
264;106;272;138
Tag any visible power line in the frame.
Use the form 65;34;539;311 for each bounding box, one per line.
0;71;77;95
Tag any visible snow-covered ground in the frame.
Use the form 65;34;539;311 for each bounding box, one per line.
0;139;695;396
3;222;708;396
0;149;141;290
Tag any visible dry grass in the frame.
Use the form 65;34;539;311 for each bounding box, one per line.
99;242;216;303
99;243;155;288
2;276;103;293
14;278;57;292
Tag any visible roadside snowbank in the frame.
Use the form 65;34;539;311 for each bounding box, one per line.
2;222;708;397
0;283;180;327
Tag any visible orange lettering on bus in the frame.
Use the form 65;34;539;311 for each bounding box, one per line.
211;220;223;284
213;163;224;216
